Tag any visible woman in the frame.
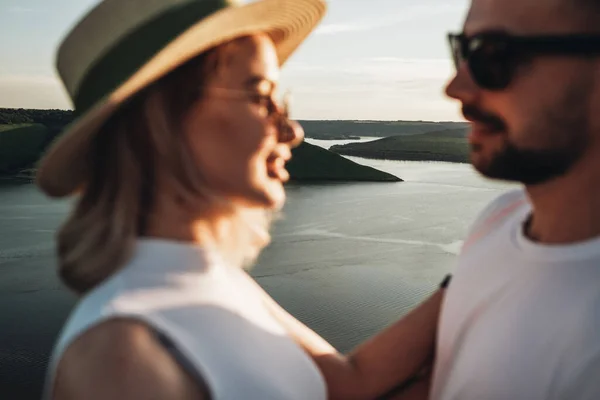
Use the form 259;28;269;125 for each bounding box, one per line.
38;0;446;399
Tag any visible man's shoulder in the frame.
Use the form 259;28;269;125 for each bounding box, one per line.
471;188;528;231
459;188;528;253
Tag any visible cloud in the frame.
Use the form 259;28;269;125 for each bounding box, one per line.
285;58;453;82
315;24;370;35
0;74;59;86
279;58;460;120
0;74;71;109
315;4;458;35
7;6;43;13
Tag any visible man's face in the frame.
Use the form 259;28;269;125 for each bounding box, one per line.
445;0;600;185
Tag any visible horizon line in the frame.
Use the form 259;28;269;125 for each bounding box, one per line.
0;107;467;124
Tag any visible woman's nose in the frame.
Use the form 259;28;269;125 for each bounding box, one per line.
278;118;304;148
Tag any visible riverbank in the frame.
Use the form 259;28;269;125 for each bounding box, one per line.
1;108;477;182
330;130;470;163
0;142;401;185
0;109;402;183
0;169;36;184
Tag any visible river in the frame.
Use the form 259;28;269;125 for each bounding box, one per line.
0;138;517;398
256;138;515;351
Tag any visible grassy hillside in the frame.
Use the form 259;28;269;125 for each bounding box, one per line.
0;108;73;126
0;109;402;183
300;120;469;140
421;127;469;138
0;124;50;173
288;141;401;182
0;108;476;179
330;130;470;163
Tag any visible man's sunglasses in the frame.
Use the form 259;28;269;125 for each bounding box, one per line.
448;32;600;90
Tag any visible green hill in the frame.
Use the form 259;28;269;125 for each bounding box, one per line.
0;109;401;183
0;108;73;127
0;124;50;174
289;141;401;182
299;120;469;140
330;130;470;163
421;127;469;138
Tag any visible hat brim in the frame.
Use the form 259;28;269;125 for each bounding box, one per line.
36;0;326;198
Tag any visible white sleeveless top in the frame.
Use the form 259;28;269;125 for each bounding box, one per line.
44;239;327;400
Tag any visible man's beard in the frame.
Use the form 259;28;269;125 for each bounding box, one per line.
474;139;587;185
467;80;592;186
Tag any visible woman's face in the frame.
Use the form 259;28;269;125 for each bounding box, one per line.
181;34;303;210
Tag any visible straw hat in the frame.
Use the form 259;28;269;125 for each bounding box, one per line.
36;0;327;198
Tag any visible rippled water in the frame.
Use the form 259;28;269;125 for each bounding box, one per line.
0;138;519;400
252;138;516;352
0;139;516;355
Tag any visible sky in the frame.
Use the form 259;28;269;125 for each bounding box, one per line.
0;0;470;121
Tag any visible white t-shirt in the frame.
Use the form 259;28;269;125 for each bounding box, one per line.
44;239;327;400
431;189;600;400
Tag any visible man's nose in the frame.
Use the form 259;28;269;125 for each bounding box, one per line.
445;62;480;105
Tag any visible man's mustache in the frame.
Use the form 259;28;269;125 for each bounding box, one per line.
462;105;506;132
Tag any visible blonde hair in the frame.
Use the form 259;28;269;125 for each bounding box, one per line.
57;42;274;295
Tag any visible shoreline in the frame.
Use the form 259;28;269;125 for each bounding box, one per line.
333;150;469;164
0;169;36;184
0;156;469;186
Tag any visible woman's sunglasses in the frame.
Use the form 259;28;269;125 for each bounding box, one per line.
448;32;600;90
204;87;298;143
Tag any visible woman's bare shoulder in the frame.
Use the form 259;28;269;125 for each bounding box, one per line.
52;318;209;400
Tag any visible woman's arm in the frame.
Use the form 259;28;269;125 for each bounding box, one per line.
256;276;446;400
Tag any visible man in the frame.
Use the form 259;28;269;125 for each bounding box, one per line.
430;0;600;398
